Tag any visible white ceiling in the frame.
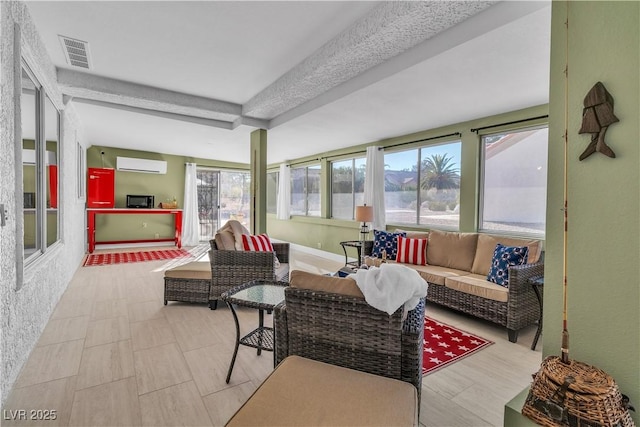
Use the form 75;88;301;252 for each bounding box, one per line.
26;1;551;165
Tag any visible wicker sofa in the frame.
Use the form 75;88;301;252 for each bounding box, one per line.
365;229;544;343
274;270;426;402
208;239;290;310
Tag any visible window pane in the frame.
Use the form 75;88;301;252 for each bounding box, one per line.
419;142;461;229
220;171;250;229
307;165;321;217
290;167;306;215
384;149;418;224
331;160;353;219
266;171;278;214
45;95;59;248
196;169;219;241
481;128;548;236
354;158;366;209
22;67;39;258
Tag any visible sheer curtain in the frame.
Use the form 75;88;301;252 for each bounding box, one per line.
182;163;200;246
277;163;291;220
364;146;386;230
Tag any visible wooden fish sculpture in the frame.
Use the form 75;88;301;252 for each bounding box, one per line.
578;82;619;160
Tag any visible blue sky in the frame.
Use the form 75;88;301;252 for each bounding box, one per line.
384;141;462;172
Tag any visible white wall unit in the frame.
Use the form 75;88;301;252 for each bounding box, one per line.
116;156;167;174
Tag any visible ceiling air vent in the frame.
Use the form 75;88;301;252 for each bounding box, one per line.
58;35;92;69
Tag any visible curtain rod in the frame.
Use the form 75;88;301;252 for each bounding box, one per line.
380;131;462;151
286;158;321;167
470;115;549;134
286;131;462;166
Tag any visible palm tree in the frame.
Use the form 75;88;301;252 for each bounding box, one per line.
420;153;460;190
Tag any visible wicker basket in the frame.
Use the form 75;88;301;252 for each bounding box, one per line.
522;356;635;427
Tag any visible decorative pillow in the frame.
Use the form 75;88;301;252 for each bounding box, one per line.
242;234;274;252
370;230;406;260
487;244;529;288
396;236;427;266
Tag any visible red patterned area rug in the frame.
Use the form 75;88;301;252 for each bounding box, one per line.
83;249;192;267
423;316;493;375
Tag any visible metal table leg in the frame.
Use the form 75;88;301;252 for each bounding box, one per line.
225;302;241;384
531;285;543;350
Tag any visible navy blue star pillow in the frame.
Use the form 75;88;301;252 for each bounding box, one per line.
371;230;406;260
487;243;529;288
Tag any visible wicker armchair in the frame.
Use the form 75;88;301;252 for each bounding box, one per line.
274;287;425;403
208;240;290;310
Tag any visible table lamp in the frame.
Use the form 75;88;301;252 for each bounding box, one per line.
355;204;374;242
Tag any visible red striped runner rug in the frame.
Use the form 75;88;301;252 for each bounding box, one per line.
83;249;192;267
423;316;493;375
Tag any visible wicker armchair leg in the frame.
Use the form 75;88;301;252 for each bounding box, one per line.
209;300;218;310
508;328;518;343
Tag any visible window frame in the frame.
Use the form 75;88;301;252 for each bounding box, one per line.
330;156;365;220
383;140;462;230
478;125;549;238
290;164;321;217
20;59;63;270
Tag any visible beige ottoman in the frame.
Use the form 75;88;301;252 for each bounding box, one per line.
226;355;418;426
164;261;211;305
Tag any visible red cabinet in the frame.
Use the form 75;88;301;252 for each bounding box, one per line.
87;167;115;208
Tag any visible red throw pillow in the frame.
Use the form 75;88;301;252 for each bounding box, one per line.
396;236;427;266
242;234;274;252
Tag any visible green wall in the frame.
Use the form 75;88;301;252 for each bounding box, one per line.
544;1;639;424
86;146;248;242
266;104;548;258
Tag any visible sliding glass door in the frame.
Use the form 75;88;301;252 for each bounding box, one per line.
196;168;250;242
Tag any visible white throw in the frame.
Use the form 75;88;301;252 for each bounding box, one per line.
351;263;428;317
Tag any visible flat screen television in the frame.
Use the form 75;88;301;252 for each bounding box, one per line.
126;195;154;209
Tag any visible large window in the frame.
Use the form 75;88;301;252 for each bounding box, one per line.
384;141;461;228
291;165;321;216
480;127;548;236
331;157;365;220
21;63;60;264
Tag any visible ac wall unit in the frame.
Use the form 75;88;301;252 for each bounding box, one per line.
116;156;167;174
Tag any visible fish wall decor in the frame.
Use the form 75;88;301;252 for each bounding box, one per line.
578;82;619;160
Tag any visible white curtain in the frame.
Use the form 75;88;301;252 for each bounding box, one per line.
277;163;291;220
182;163;200;246
364;146;386;230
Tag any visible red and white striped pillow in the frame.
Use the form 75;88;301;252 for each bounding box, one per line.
241;233;274;252
396;236;427;266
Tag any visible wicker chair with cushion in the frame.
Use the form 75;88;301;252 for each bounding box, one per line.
274;270;425;403
208;239;290;310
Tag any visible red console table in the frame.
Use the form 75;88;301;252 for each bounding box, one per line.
87;208;183;253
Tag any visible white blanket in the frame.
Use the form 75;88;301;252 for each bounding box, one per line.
351;263;428;317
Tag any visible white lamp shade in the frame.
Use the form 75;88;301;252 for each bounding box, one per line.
355;205;374;222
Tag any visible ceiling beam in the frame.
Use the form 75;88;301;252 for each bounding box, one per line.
70;98;236;130
243;1;497;121
268;0;550;129
57;68;242;122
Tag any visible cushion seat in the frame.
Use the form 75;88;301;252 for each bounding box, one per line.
445;273;509;303
164;260;211;304
410;264;471;286
226;355;418;427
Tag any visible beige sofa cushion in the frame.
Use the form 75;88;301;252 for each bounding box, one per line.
226;355;418;427
426;230;478;271
470;234;542;276
395;229;430;239
164;261;211;280
445;273;509;303
410;264;470;286
290;270;364;299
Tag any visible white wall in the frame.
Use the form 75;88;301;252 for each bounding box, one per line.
0;0;87;406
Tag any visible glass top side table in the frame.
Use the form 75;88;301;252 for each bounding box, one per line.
221;280;288;383
339;240;373;268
